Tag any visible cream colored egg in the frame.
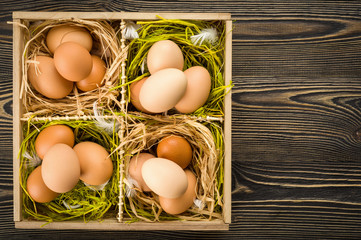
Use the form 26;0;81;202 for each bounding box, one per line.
141;158;188;199
139;68;187;113
147;40;184;74
175;66;211;113
42;143;80;193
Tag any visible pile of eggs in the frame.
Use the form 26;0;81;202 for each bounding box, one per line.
26;125;113;203
130;40;211;114
28;25;107;99
128;135;196;215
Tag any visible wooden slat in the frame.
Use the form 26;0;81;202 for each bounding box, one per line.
15;219;228;231
12;12;231;20
223;20;232;224
12;18;23;222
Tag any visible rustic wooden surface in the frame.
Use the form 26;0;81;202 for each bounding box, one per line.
2;1;361;239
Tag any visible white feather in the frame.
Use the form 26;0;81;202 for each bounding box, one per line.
124;21;140;40
63;201;81;210
83;180;109;191
141;56;146;74
93;101;119;134
23;151;42;169
191;28;218;46
124;176;140;198
193;199;204;210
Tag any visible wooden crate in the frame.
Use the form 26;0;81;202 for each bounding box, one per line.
12;11;232;230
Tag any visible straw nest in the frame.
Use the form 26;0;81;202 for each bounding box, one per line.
19;120;120;222
118;115;224;222
21;19;125;118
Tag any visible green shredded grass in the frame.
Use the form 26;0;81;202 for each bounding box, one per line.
114;18;231;118
19;120;120;222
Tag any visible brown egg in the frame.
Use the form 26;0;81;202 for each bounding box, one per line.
129;77;152;113
73;142;113;186
35;125;75;160
54;42;93;82
46;25;93;54
175;66;211;113
27;56;73;99
42;143;80;193
27;165;59;203
147;40;184;74
142;158;188;199
156;135;192;169
159;169;197;214
128;153;154;192
76;55;106;92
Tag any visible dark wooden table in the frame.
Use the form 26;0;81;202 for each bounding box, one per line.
2;1;361;239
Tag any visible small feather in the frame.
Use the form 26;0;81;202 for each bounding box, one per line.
83;180;109;191
93;101;119;134
124;21;140;40
23;151;42;169
191;28;218;46
193;199;204;210
63;201;81;210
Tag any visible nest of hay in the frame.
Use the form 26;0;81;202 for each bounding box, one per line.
117;115;224;222
21;19;125;118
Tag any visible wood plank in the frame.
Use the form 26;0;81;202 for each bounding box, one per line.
223;20;232;224
12;18;22;222
13;12;231;20
15;219;228;231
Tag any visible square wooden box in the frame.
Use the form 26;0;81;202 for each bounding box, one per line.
12;12;232;231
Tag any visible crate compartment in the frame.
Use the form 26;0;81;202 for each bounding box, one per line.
19;18;123;118
120;117;224;222
18;120;120;222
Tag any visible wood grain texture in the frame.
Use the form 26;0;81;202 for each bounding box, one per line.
2;0;361;239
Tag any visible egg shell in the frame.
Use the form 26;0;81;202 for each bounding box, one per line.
147;40;184;74
128;153;154;191
156;135;192;169
46;25;93;53
139;68;187;113
27;56;74;99
175;66;211;113
142;158;188;199
54;42;93;82
129;77;153;113
73;141;113;186
159;169;197;214
76;55;106;92
26;165;59;203
42;143;80;193
35;124;75;159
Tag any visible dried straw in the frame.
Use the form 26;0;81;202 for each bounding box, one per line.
21;18;124;118
118;114;224;222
